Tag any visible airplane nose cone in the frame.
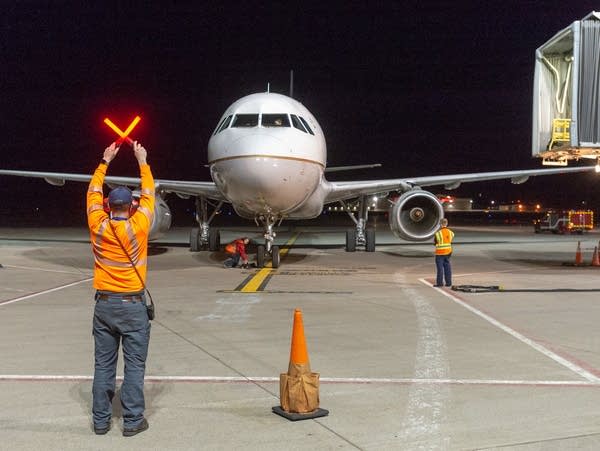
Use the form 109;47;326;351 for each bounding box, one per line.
228;134;288;156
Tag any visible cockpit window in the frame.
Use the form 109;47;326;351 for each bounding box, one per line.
213;117;227;135
214;115;232;134
299;116;314;135
262;114;290;127
290;114;307;133
232;114;259;127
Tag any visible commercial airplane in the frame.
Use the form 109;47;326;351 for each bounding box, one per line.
0;92;596;268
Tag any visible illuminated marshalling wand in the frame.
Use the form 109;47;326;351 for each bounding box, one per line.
103;116;141;146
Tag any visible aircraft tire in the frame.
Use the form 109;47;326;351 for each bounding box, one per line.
346;229;356;252
365;228;376;252
257;245;265;268
209;229;220;251
271;245;280;268
190;227;200;252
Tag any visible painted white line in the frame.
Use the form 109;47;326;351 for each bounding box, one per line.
0;375;597;386
419;278;600;382
396;273;450;449
0;278;93;307
3;264;91;276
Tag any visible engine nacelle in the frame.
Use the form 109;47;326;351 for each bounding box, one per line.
388;190;444;241
149;196;172;241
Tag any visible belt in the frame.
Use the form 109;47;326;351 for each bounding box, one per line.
96;294;144;303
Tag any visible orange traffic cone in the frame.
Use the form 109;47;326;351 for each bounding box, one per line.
575;241;583;266
273;309;329;421
592;246;600;267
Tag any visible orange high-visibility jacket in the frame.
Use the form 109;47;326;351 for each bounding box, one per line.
225;239;248;260
434;227;454;255
87;162;155;292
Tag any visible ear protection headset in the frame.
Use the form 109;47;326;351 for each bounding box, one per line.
103;197;140;216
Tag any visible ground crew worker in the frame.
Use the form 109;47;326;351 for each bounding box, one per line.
434;218;454;287
224;237;250;268
87;141;155;437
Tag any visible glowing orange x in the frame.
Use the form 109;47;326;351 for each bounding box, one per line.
103;116;141;145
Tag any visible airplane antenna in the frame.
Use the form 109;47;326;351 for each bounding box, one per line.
289;70;294;98
267;82;270;93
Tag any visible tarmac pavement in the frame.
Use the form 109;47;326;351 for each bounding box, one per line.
2;225;600;450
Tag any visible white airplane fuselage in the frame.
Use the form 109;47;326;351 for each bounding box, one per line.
208;93;327;220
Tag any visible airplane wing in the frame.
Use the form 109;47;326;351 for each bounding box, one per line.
324;166;597;203
0;170;226;201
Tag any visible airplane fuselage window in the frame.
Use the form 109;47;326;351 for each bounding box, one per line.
298;117;314;135
290;114;308;133
262;114;290;127
232;114;259;127
216;115;233;134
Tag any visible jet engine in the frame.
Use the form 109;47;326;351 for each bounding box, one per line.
388;190;444;241
148;196;172;241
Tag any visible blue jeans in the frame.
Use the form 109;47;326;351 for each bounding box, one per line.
435;254;452;286
92;293;150;429
225;253;241;267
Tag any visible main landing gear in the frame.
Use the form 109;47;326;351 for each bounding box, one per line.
255;214;280;268
340;195;376;252
189;197;223;252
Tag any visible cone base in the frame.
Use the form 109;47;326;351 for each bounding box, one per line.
272;406;329;421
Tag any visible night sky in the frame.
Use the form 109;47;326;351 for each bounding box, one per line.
2;2;600;226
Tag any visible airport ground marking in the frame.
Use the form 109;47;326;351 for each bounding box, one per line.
0;277;93;307
420;278;600;382
2;374;600;387
3;264;92;276
236;233;300;292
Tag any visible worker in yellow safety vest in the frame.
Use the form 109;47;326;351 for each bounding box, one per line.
433;218;454;287
86;141;155;437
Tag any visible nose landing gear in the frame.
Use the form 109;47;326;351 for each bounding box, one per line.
256;214;281;268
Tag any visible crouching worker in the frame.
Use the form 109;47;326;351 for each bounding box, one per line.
224;237;250;268
87;141;155;437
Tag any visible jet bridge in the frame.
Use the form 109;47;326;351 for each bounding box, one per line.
532;11;600;165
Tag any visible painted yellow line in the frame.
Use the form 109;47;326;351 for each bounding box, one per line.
239;268;272;292
238;232;300;292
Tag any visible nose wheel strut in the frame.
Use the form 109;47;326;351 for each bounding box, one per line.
256;214;281;268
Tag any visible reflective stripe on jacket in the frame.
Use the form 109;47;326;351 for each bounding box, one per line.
434;227;454;255
87;162;155;292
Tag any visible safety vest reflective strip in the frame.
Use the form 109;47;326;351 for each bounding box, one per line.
435;228;454;255
87;204;104;215
94;255;147;268
137;205;153;223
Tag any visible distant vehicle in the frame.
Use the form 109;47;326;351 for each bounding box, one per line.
534;210;594;234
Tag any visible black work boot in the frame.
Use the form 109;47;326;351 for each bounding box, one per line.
123;418;149;437
94;423;111;435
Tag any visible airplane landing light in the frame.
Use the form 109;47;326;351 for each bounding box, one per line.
103;116;141;145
